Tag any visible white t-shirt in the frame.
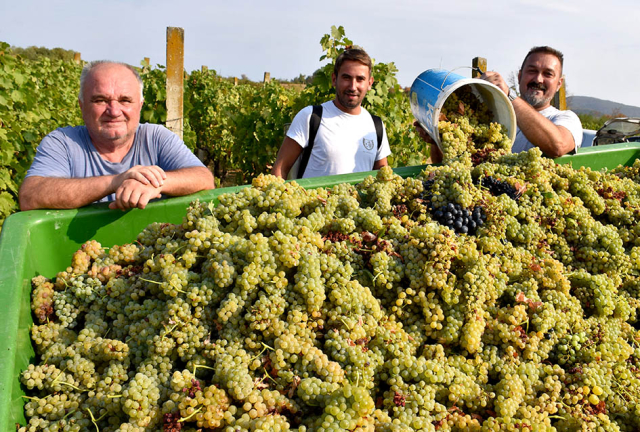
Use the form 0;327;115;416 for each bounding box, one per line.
286;101;391;179
511;106;583;154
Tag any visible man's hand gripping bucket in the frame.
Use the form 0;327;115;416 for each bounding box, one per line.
409;69;517;151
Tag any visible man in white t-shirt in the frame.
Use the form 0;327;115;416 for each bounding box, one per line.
271;47;391;179
422;46;582;163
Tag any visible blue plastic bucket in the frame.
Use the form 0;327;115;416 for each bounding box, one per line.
410;69;516;150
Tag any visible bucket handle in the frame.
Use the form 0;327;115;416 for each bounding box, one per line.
440;66;486;90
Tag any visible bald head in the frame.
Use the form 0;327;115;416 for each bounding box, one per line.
79;61;143;103
77;61;144;150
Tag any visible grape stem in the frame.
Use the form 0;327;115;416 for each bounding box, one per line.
86;407;106;432
139;277;162;285
161;321;181;339
261;342;275;351
262;369;278;385
249;343;274;362
62;409;76;421
372;271;382;283
52;370;82;391
192;363;216;376
340;318;354;330
518;319;530;333
21;395;44;401
612;376;634;399
178;406;202;422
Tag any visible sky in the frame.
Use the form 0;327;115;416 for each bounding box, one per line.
2;0;640;108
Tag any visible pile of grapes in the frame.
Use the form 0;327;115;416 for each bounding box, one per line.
19;97;640;432
435;86;513;164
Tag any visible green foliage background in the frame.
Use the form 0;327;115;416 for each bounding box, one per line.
0;26;423;230
2;26;610;231
9;45;78;62
0;43;84;228
578;113;609;131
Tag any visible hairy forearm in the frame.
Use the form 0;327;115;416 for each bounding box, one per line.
160;166;214;196
512;99;575;157
19;166;214;211
19;176;116;210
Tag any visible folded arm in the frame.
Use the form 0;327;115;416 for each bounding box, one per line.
109;165;214;210
19;165;214;211
20;175;118;210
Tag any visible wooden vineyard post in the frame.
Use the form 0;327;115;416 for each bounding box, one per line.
553;80;567;110
234;77;238;86
472;57;487;78
202;65;208;73
264;72;271;83
73;52;81;64
166;27;184;139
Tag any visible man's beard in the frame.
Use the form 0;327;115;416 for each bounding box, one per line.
522;83;553;109
338;91;362;109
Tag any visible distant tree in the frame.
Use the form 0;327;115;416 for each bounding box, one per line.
507;70;520;96
10;45;78;62
289;74;311;84
277;74;313;85
309;67;325;86
609;108;625;119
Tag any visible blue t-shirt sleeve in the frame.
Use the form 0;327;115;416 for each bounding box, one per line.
25;129;74;178
26;124;205;181
149;125;206;171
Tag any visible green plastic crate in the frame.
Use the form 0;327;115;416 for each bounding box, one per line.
1;143;639;430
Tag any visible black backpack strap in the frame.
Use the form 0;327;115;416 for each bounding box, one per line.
372;114;383;150
297;105;322;179
371;114;383;167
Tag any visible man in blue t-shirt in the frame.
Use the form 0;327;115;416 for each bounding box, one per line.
19;61;214;211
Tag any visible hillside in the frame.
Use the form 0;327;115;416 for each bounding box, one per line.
568;95;640;117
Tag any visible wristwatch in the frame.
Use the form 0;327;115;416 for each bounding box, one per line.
507;88;518;102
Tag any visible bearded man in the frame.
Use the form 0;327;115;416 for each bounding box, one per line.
481;46;583;158
420;46;583;163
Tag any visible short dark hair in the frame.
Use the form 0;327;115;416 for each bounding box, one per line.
333;46;373;77
520;46;564;74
